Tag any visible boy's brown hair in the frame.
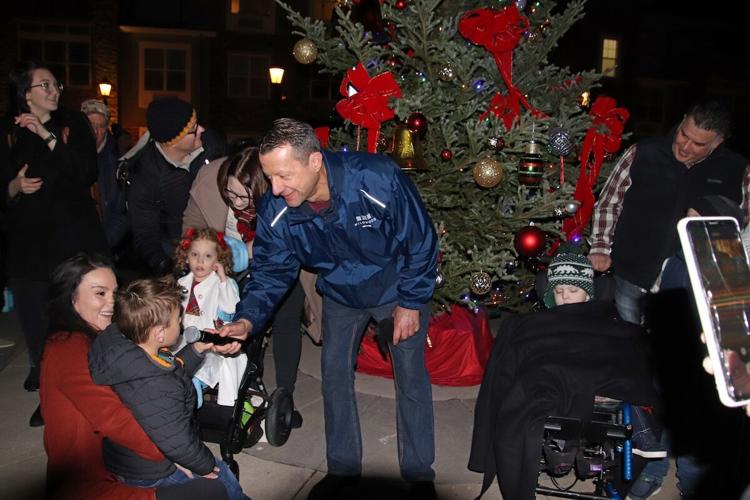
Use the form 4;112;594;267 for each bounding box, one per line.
114;277;183;344
174;227;233;273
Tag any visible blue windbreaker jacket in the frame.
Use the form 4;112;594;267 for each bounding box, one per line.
233;150;438;331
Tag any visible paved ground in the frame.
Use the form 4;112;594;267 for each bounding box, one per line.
0;309;680;499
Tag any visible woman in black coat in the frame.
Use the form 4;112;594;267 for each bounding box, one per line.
0;60;108;425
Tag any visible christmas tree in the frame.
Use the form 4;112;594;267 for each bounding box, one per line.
278;0;629;312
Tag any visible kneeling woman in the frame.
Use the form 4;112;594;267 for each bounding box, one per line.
40;253;228;500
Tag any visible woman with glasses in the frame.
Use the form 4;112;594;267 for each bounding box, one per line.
0;60;108;427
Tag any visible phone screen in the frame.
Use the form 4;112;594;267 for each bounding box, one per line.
686;218;750;402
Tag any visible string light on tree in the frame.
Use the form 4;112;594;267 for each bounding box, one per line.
406;112;428;137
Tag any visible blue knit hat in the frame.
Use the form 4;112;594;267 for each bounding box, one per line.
543;252;595;308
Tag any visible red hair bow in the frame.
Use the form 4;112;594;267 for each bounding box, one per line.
216;231;227;249
180;228;196;250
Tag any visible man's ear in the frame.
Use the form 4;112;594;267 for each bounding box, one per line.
156;327;165;344
309;151;324;172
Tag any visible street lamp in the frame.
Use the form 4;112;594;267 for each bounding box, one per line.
98;78;112;105
269;67;285;85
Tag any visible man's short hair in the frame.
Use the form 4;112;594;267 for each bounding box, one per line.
81;99;111;123
259;118;320;163
114;277;182;344
687;100;732;140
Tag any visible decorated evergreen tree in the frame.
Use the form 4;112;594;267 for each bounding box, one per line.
278;0;629;312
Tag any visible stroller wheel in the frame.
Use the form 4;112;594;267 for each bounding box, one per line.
266;387;294;447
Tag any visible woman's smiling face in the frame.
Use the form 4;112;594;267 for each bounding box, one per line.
72;267;117;332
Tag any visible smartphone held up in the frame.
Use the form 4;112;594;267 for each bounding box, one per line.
678;216;750;408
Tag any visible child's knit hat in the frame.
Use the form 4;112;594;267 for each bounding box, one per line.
543;249;595;308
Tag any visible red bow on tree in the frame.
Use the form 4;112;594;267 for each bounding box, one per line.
459;6;546;128
314;126;330;149
563;96;630;240
335;62;402;152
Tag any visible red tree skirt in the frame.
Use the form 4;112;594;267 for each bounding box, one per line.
356;305;494;386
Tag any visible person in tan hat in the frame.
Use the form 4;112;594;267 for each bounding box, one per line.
127;98;225;275
81;99;130;250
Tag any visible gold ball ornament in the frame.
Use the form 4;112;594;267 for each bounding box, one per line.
470;271;493;295
472;157;503;188
293;38;318;65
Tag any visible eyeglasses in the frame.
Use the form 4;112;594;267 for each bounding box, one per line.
223;187;251;202
29;81;64;93
185;123;200;136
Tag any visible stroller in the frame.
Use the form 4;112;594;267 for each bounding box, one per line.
191;268;298;478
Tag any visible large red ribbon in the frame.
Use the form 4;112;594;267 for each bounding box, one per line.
563;96;629;239
335;62;402;152
459;6;546;128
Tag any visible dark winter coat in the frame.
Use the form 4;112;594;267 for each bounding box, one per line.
127;129;225;274
88;323;215;479
0;109;109;281
96;134;129;248
468;301;658;500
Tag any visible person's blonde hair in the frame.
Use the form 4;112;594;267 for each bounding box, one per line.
174;227;233;273
114;277;182;344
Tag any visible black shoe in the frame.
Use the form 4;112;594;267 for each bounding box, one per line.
291;409;303;429
24;366;40;392
409;481;438;500
29;405;44;427
308;473;360;500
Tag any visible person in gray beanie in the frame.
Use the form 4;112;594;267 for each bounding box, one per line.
127;98;225;275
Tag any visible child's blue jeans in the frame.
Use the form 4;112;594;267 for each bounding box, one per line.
121;458;249;500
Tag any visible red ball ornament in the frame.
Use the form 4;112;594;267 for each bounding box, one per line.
513;225;546;257
394;0;407;10
406;112;428;137
440;149;453;161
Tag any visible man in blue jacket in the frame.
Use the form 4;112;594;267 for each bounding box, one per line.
219;118;439;498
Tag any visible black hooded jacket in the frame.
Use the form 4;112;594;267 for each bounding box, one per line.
88;323;214;479
468;301;659;500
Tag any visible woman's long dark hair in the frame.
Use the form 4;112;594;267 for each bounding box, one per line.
8;59;48;115
47;252;115;339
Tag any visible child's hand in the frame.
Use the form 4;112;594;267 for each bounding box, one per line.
193;341;214;354
202;466;219;479
175;463;194;479
213;262;227;282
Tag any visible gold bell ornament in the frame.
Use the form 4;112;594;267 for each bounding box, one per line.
390;124;428;171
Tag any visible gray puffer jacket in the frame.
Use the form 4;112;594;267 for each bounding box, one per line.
89;323;215;479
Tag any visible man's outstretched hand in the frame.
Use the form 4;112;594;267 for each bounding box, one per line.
209;319;252;355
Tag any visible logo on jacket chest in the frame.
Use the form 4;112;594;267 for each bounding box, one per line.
354;213;377;228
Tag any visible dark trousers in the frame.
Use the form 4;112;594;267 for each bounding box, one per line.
9;278;50;367
271;280;306;394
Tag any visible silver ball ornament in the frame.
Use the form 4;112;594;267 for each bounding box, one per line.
470;271;492;295
438;64;456;82
547;127;574;157
435;271;445;288
564;200;581;214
